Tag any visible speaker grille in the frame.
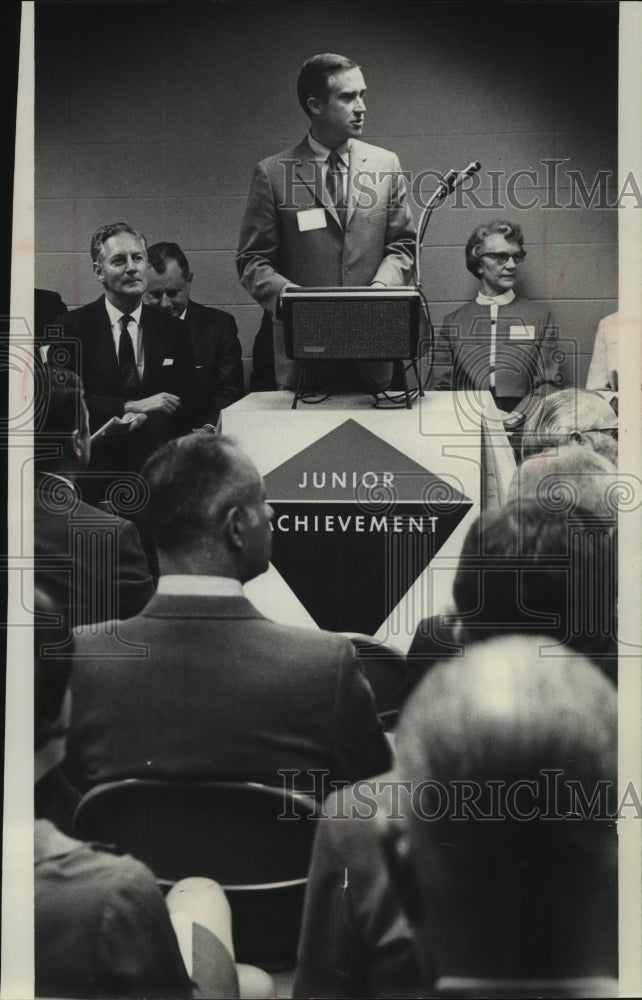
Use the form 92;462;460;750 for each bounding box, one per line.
286;299;418;360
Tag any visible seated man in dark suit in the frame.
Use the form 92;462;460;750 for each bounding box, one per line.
145;241;244;426
388;636;618;997
33;588;270;1000
34;366;153;629
65;432;390;796
57;223;197;488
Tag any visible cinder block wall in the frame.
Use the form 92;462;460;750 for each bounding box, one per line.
35;1;618;388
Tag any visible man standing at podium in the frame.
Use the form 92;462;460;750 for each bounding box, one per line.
236;53;416;390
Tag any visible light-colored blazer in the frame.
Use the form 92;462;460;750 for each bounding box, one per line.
236;137;416;317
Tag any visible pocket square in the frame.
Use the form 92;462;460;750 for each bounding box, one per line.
162;357;174;366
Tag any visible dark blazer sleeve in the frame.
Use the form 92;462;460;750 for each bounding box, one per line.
334;642;392;783
431;310;457;391
294;784;422;1000
208;311;244;419
116;517;155;619
293;803;365;999
188;305;244;424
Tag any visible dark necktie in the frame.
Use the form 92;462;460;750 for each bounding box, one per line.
118;315;140;396
326;150;347;228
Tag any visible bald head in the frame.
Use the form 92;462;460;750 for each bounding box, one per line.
393;636;617;980
397;636;616;796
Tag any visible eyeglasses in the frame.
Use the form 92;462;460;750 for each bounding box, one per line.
479;251;527;265
587;426;618;440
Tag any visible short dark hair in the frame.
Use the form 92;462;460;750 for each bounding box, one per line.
452;499;617;682
90;223;147;263
35;367;87;471
147;242;191;281
296;53;359;115
141;432;251;556
465;219;525;277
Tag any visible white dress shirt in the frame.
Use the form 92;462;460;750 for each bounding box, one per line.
156;575;244;598
105;298;144;379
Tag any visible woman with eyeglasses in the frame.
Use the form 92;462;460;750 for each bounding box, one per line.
432;220;565;429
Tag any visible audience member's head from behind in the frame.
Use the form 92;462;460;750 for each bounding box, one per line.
90;222;149;313
35;367;90;477
145;241;193;319
451;499;617;683
141;432;274;582
464;219;526;296
508;445;619;519
390;637;617;984
521;388;618;465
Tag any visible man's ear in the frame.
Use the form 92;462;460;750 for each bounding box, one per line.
380;823;425;925
224;505;244;550
71;428;83;460
93;261;104;282
307;95;322;117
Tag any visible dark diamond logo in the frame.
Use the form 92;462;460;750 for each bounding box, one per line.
265;420;472;634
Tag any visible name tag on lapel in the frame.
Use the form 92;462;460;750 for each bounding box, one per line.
162;357;174;366
297;207;327;232
509;324;535;341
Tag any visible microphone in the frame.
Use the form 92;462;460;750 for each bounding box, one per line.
451;160;482;190
438;168;458;193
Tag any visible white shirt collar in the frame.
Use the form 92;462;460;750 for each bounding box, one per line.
476;289;516;307
104;297;143;326
179;307;188;321
156;575;244;597
307;132;350;166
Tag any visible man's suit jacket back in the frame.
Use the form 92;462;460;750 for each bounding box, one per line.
184;300;244;424
58;297;197;431
65;592;391;795
34;474;154;627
